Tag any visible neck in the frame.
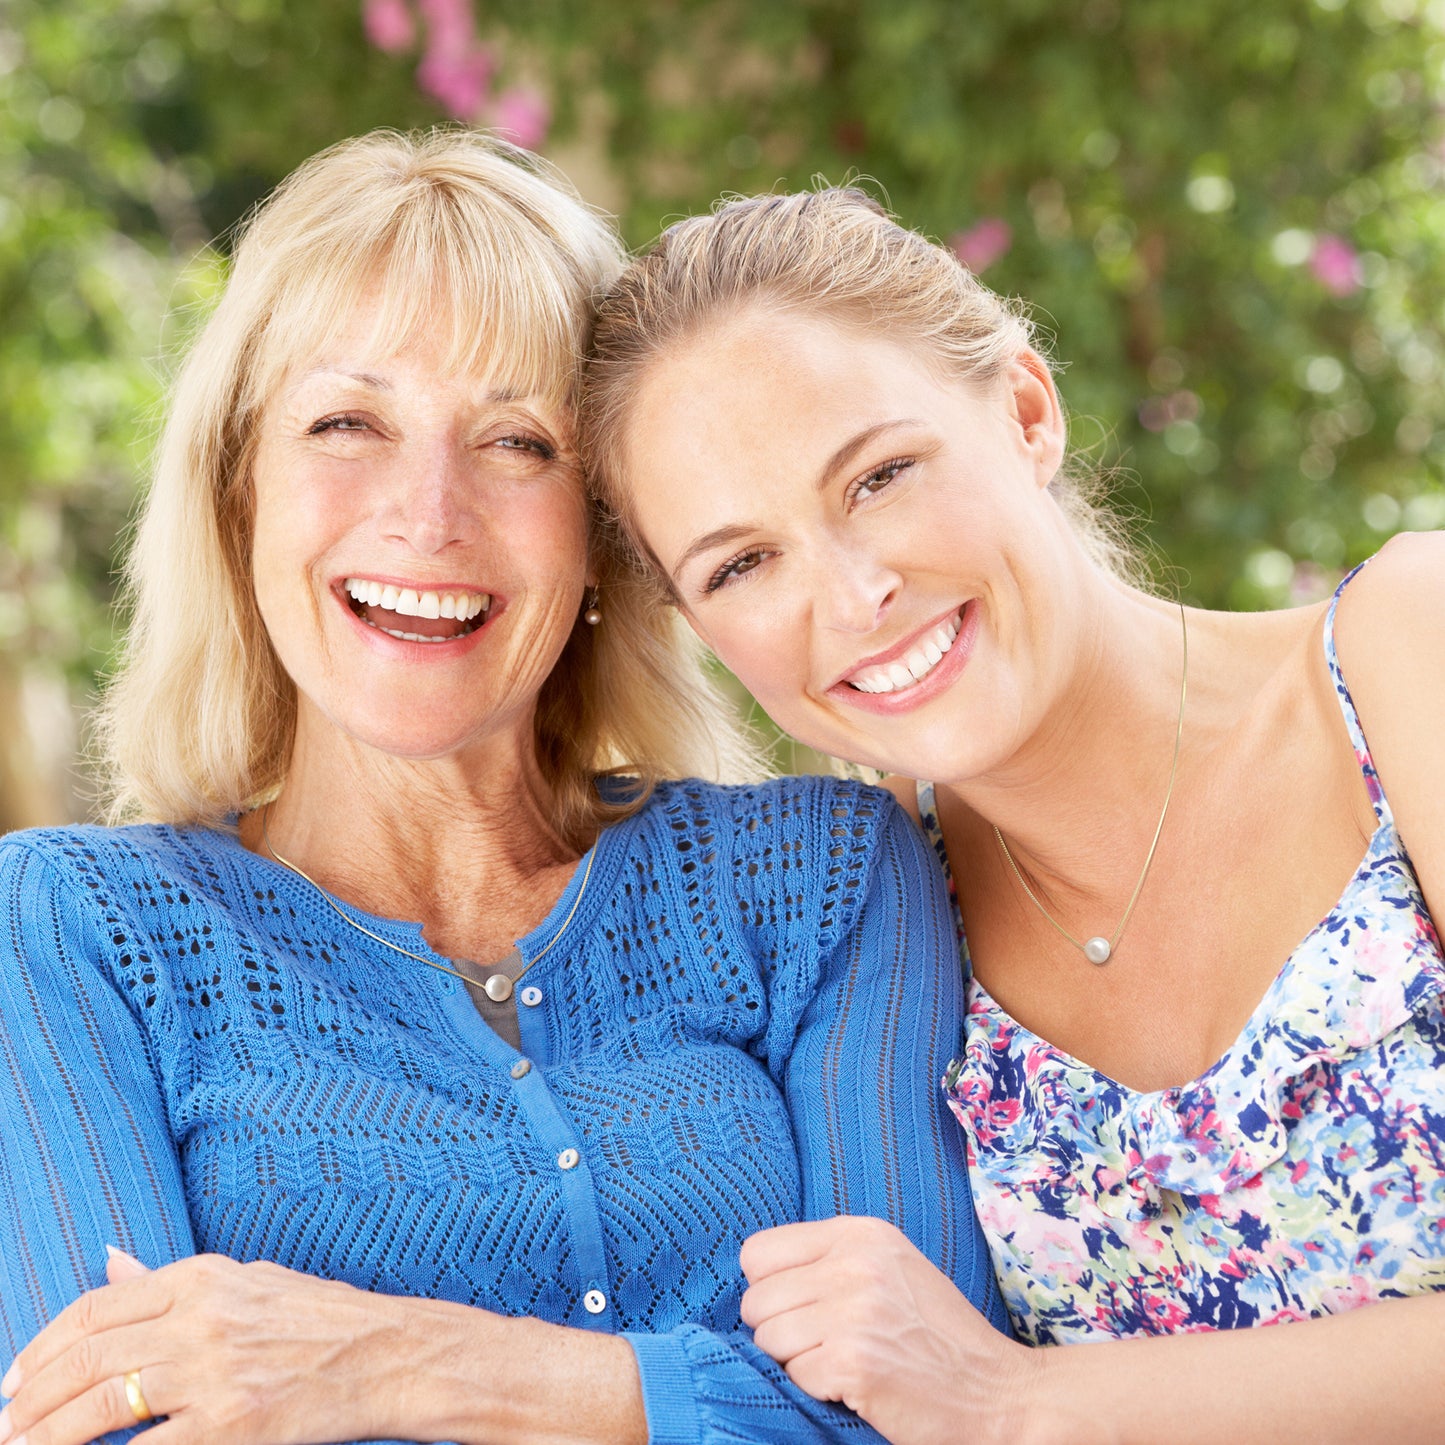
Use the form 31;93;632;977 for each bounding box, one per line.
240;708;578;944
936;586;1195;910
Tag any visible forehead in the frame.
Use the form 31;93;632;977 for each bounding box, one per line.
252;261;578;423
624;309;944;493
264;304;552;415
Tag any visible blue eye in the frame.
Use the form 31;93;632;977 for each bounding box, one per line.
308;412;370;434
495;433;557;460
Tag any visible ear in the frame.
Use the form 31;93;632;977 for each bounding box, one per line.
1002;349;1066;488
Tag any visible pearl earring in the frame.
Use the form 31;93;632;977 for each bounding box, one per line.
583;587;602;626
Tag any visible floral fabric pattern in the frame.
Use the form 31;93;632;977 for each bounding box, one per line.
923;565;1445;1344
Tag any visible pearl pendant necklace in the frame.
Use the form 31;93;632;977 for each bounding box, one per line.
261;804;595;996
993;603;1187;967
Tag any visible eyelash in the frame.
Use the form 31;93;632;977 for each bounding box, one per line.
702;456;916;595
496;432;557;461
306;416;556;461
705;547;771;595
308;412;369;435
849;456;914;504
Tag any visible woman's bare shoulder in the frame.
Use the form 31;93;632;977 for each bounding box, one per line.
1331;532;1445;903
1334;532;1445;667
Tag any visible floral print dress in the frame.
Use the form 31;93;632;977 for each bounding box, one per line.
922;568;1445;1344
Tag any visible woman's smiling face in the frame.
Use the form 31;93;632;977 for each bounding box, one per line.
250;301;589;766
618;307;1075;783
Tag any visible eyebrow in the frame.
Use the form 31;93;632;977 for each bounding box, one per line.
669;419;923;583
291;368;532;405
817;420;922;492
309;367;391;386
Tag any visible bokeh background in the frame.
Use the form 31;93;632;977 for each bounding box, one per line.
3;0;1443;830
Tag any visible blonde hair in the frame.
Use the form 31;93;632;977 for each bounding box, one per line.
582;187;1136;592
101;129;764;841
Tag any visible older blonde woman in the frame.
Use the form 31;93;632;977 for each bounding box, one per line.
584;189;1445;1444
0;142;1005;1445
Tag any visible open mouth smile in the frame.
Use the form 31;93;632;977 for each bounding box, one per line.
342;577;493;644
845;611;963;694
829;601;978;713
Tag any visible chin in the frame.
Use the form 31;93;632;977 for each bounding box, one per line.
331;711;496;764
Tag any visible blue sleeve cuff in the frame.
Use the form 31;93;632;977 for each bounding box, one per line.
624;1332;701;1445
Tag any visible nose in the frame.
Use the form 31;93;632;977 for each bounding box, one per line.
381;439;477;555
812;544;901;634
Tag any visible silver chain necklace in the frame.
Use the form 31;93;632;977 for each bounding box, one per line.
992;602;1188;966
261;803;595;1001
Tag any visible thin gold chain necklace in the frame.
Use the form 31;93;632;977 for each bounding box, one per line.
993;602;1188;966
261;803;596;1001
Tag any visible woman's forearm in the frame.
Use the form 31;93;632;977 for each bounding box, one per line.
0;1254;649;1445
1023;1293;1445;1445
394;1299;647;1445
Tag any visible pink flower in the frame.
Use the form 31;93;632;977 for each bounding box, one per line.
950;218;1012;273
417;48;493;120
413;0;495;121
491;85;551;149
363;0;415;53
1310;233;1362;297
418;0;474;55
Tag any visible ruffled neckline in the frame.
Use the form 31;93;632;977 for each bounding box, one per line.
947;811;1444;1216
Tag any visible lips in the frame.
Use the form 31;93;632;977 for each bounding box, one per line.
845;611;963;694
340;577;494;644
829;601;979;714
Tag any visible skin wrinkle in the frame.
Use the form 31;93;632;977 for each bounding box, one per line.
242;304;594;966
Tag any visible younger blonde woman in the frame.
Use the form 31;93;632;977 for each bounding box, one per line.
584;188;1445;1444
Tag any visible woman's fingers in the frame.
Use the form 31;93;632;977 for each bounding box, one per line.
741;1214;909;1285
748;1301;831;1370
739;1218;837;1282
105;1246;153;1284
2;1266;166;1395
2;1366;167;1445
1;1323;177;1443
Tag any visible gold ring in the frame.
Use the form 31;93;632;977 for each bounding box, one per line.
123;1369;153;1423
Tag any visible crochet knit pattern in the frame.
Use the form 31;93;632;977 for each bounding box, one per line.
0;776;1004;1444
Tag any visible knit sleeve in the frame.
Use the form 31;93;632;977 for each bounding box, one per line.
0;839;194;1437
0;841;451;1445
625;788;1005;1445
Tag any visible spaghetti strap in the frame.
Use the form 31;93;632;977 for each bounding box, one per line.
1324;559;1392;827
915;780;970;964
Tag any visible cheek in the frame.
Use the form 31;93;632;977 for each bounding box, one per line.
701;608;810;717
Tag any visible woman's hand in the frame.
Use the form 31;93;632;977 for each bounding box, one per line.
0;1248;460;1445
739;1216;1042;1445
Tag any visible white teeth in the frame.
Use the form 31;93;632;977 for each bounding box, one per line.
378;627;450;643
344;578;493;625
847;611;964;695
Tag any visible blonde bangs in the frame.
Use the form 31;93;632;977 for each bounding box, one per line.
245;185;588;419
101;129;766;834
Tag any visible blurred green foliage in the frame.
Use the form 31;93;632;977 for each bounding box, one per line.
2;0;1443;818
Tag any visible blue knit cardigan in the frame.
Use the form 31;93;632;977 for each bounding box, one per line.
0;777;1004;1444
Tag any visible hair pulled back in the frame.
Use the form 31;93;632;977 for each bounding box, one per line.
582;187;1132;592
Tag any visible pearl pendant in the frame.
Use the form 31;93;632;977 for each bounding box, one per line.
484;974;514;1002
1083;936;1113;965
